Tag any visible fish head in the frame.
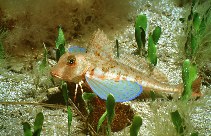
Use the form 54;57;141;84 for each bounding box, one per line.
51;52;89;83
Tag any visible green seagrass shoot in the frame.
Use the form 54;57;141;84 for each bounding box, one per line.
22;112;44;136
56;26;66;61
135;14;147;56
171;110;199;136
130;115;142;136
61;81;72;135
147;26;161;66
82;92;96;114
135;14;161;66
170;110;184;135
0;27;7;61
39;43;48;71
97;94;115;136
181;59;197;101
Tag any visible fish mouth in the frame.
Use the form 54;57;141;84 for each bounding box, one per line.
50;71;62;79
50;71;71;82
53;74;62;79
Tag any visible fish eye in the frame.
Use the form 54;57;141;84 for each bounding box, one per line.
69;58;75;64
67;56;76;65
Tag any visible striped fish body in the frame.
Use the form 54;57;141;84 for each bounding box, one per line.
51;51;182;102
85;53;182;95
51;30;201;102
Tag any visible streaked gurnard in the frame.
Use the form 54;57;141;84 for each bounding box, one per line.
51;29;201;102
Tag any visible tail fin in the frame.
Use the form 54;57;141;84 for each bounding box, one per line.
191;77;202;97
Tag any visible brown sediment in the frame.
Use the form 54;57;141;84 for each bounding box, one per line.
191;77;202;97
88;98;134;133
44;82;134;134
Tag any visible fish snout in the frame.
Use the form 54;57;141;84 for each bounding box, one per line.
50;68;61;78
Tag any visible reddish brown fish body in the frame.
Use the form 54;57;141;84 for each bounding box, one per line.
51;51;183;98
51;30;201;99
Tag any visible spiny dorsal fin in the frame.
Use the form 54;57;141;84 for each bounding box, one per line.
115;54;169;83
88;29;113;59
87;29;168;83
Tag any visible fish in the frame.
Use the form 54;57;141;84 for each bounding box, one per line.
51;29;201;102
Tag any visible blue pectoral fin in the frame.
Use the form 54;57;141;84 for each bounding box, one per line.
85;76;143;102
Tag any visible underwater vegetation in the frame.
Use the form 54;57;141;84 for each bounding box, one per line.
170;110;199;136
0;26;8;69
0;0;210;135
181;59;198;101
181;0;211;85
97;94;115;136
148;26;161;66
0;27;7;60
39;44;48;72
134;13;200;102
55;26;66;62
130;115;142;136
176;0;211;100
133;6;201;135
183;0;211;60
135;14;147;56
22;112;44;136
61;81;72;136
170;1;211;135
135;14;161;66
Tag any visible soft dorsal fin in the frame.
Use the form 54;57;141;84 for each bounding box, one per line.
115;54;168;83
88;29;113;59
